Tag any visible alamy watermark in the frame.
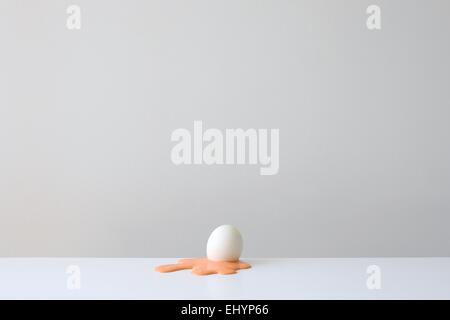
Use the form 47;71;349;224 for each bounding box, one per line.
171;121;279;175
66;265;81;290
366;5;381;30
366;265;382;290
66;5;81;30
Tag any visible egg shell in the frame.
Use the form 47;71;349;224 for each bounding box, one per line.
206;225;243;262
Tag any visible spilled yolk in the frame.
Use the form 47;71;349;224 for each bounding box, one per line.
155;258;251;276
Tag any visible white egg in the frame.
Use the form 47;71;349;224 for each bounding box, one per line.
206;225;243;262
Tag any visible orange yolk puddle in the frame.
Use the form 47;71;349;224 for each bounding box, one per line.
155;258;251;276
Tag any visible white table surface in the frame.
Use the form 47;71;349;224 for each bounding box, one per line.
0;258;449;299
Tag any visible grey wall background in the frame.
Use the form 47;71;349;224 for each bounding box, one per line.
1;0;449;257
